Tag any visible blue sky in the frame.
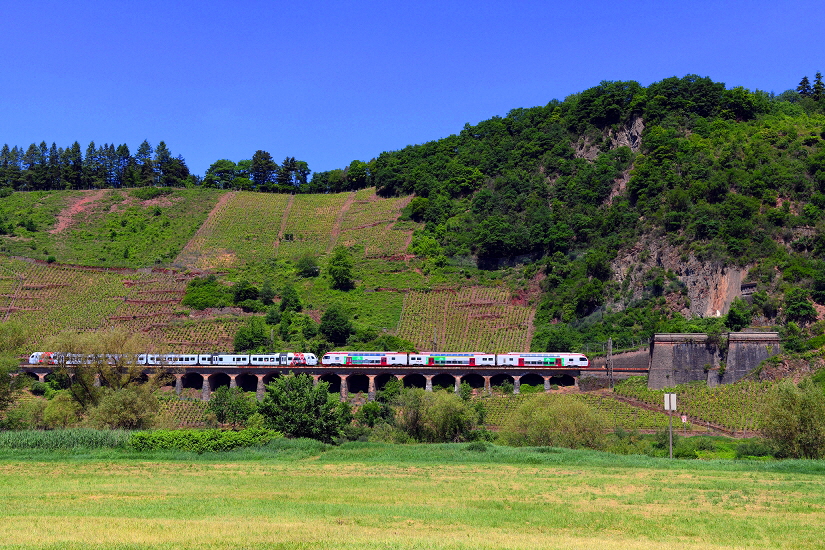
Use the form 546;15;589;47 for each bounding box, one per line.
1;0;821;176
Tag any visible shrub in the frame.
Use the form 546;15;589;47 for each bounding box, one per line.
208;386;258;428
393;388;479;442
735;439;776;459
498;394;607;450
86;387;159;430
761;379;825;458
259;373;345;443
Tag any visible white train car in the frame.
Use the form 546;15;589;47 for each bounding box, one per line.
321;351;408;366
251;352;318;366
197;354;250;366
408;352;496;367
139;354;199;366
496;352;589;368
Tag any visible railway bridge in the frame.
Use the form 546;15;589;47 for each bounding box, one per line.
18;363;645;401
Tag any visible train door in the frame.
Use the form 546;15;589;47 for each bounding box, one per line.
469;357;475;366
518;357;524;367
381;356;387;366
428;356;435;366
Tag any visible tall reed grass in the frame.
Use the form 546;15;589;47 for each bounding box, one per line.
0;428;132;449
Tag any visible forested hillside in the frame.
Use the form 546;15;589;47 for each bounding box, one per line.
2;74;825;355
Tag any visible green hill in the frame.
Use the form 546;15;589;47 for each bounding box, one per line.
2;74;825;356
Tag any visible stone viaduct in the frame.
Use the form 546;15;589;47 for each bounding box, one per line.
20;364;616;401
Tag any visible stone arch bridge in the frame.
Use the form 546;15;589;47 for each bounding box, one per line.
19;363;629;401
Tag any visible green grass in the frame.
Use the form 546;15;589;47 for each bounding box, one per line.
1;441;824;548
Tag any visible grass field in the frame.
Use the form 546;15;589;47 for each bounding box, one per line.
1;442;824;548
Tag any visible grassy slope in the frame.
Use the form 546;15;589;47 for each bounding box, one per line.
0;188;222;267
1;443;824;548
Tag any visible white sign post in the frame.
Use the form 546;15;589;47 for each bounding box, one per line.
664;393;677;459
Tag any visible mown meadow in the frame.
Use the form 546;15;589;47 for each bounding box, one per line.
1;440;824;549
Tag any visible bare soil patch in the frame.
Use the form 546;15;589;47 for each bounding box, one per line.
50;189;107;234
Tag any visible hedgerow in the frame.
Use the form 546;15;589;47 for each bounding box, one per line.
127;427;282;453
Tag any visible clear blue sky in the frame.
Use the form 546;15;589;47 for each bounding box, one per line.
1;0;821;176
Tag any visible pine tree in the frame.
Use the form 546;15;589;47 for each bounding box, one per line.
797;75;812;97
813;72;824;101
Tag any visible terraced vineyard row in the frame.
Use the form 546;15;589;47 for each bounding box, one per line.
174;189;418;268
614;376;774;432
174;192;292;269
0;256;193;350
396;287;532;352
481;393;672;430
156;398;211;427
146;318;244;353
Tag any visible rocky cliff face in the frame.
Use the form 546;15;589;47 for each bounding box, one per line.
610;236;749;319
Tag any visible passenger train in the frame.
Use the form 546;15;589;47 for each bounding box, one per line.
28;351;590;368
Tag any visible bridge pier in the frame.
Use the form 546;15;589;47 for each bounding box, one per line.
201;378;210;401
340;375;348;401
229;374;237;389
454;377;460;394
425;375;433;392
256;375;266;401
483;376;491;396
367;375;376;401
513;378;521;395
174;374;183;395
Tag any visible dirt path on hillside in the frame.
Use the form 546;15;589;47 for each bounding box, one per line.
327;192;357;253
49;189;107;233
174;191;236;268
273;194;295;256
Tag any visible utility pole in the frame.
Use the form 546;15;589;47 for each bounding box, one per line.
607;337;614;389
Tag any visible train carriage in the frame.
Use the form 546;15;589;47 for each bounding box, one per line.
496;352;589;367
321;351;408;366
408;352;495;367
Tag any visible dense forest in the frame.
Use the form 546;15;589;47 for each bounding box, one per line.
3;73;825;354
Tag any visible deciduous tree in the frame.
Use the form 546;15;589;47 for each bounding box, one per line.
259;372;344;442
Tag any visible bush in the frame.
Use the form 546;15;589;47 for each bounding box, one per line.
86;387;159;430
393;389;479;443
761;379;825;458
208;386;258;428
259;373;345;443
498;395;607;450
735;439;776;459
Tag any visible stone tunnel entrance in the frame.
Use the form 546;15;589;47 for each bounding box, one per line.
346;374;369;395
236;373;259;393
461;373;484;389
182;372;203;390
375;373;398;392
208;373;231;391
520;373;545;388
320;373;341;394
548;374;575;387
432;373;456;391
402;373;425;389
